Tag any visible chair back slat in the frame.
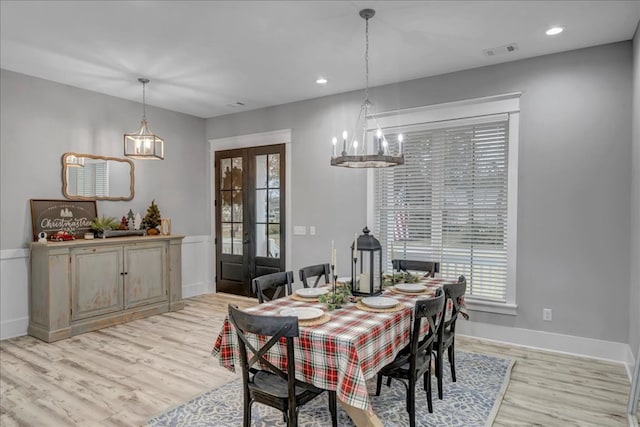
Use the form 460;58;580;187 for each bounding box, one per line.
441;275;467;333
299;263;331;288
228;304;298;381
252;271;294;303
412;294;445;360
392;259;440;278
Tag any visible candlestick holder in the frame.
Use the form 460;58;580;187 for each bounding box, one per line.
352;257;358;294
331;264;336;294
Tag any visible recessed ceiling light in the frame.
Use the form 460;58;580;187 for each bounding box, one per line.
316;78;328;85
546;26;564;36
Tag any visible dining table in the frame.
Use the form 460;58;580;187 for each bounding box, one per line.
211;277;457;427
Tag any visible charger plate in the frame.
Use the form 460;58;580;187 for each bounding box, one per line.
355;300;405;313
279;307;324;321
298;313;331;327
389;286;434;296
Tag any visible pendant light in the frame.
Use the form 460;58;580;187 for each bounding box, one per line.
330;9;404;168
124;78;164;160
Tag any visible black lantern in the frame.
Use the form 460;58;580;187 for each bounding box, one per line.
351;226;383;296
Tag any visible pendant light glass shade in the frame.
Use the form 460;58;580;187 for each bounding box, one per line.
330;9;404;169
124;78;164;160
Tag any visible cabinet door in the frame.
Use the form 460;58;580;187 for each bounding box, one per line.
124;242;167;308
71;246;124;321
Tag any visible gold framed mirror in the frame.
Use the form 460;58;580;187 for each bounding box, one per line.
62;153;134;201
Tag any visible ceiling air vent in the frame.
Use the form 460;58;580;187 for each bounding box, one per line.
483;43;519;57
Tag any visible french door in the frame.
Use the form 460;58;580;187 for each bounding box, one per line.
214;144;285;297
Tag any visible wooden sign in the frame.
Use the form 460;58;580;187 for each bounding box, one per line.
30;199;97;241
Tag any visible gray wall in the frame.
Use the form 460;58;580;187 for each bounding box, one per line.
207;42;634;344
0;69;210;250
631;26;640;357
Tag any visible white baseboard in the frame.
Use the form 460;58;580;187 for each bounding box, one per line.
458;319;633;367
183;280;214;298
0;316;29;340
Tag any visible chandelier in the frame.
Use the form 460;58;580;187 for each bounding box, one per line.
330;9;404;168
124;78;164;160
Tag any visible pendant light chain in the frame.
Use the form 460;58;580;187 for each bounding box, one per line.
364;15;369;103
141;80;147;121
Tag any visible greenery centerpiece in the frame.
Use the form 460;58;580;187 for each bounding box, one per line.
90;215;119;238
382;271;422;288
318;282;352;311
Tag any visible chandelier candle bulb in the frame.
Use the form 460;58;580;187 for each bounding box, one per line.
332;137;337;157
342;131;348;156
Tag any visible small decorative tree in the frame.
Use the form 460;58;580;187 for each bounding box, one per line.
143;199;161;235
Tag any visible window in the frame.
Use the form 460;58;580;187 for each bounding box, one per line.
369;94;519;314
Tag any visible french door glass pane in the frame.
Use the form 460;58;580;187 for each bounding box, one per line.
256;189;267;223
256;155;268;189
221;191;232;222
221;223;232;254
233;224;243;255
268;224;280;258
220;158;231;190
268;189;279;223
232;190;243;222
268;154;280;188
256;223;267;257
231;157;243;189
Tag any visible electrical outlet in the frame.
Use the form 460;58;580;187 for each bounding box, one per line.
543;308;552;321
309;226;316;235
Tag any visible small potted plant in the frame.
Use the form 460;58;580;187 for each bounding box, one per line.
142;199;162;235
90;215;119;238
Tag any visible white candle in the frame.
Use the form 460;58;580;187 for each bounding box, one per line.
333;249;337;275
359;272;369;293
353;233;358;261
331;240;334;266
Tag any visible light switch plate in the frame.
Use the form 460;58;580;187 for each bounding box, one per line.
309;226;316;235
293;226;307;235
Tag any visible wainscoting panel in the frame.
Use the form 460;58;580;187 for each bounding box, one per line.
181;235;214;298
0;249;30;340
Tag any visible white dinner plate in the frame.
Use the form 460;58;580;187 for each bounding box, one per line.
361;296;399;309
295;288;329;298
279;307;325;321
395;283;427;293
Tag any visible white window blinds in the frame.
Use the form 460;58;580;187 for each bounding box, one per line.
375;115;509;302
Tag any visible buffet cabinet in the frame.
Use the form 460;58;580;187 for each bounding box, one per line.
28;235;184;342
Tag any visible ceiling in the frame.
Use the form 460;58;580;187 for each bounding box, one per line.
1;1;639;119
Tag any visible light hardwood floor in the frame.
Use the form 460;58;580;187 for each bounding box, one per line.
0;293;636;426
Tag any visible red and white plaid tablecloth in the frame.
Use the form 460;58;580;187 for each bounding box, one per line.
211;277;454;411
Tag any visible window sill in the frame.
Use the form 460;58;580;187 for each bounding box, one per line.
464;298;517;316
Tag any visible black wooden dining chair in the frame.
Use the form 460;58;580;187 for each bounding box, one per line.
434;275;467;400
392;259;440;278
252;271;294;303
298;263;331;288
228;304;337;427
375;292;445;426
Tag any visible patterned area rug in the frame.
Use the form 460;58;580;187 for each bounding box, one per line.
146;351;514;427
